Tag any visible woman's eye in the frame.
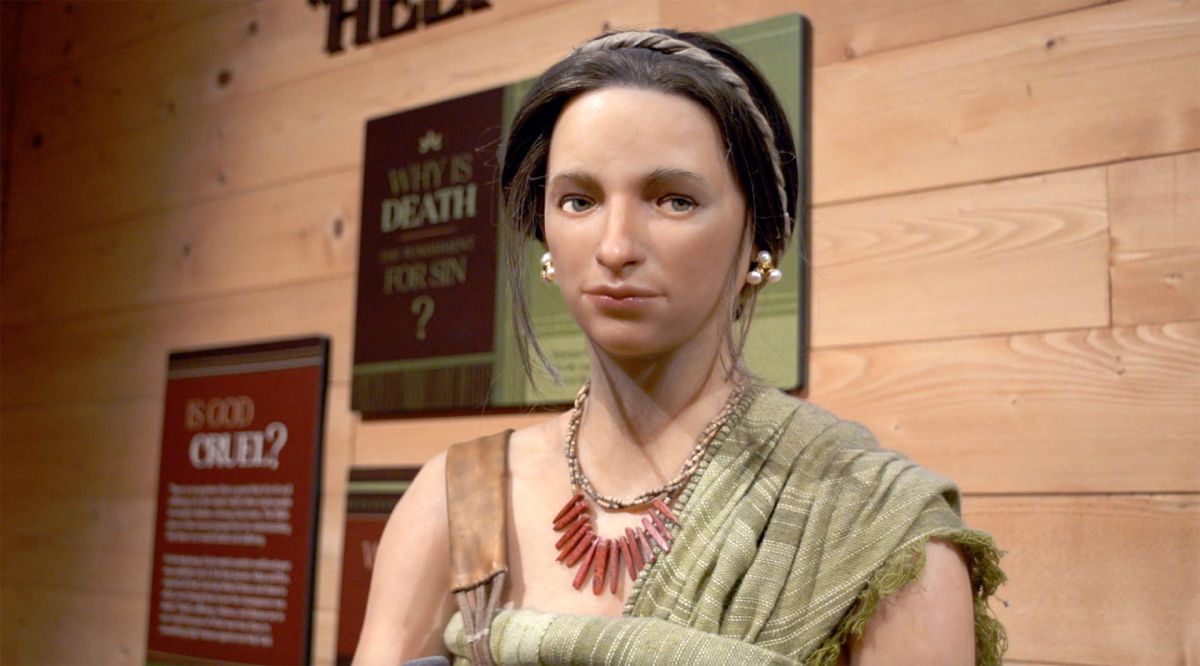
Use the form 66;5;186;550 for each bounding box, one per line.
559;196;593;213
660;196;697;213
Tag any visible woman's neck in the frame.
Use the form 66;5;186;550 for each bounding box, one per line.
571;337;745;500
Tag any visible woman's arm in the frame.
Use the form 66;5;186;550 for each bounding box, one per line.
353;451;458;665
848;538;976;666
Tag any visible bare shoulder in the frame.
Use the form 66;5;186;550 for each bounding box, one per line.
508;412;567;460
353;451;455;665
848;539;975;666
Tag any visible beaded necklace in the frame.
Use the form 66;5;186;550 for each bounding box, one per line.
551;382;748;595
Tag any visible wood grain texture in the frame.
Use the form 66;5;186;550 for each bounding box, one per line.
323;385;356;499
0;398;162;499
2;168;359;324
316;492;347;617
0;277;354;408
10;0;570;158
660;0;1107;66
0;583;147;665
1;1;21;198
809;322;1200;494
1110;151;1200;325
964;494;1200;666
0;494;153;594
313;607;337;666
4;0;660;244
1111;247;1200;325
354;411;551;467
813;0;1200;204
15;0;235;81
811;167;1109;347
1109;152;1200;252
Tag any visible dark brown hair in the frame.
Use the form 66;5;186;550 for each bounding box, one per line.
500;28;799;381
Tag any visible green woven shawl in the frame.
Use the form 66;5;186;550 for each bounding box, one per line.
446;387;1006;664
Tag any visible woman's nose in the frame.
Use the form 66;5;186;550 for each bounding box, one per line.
594;198;644;274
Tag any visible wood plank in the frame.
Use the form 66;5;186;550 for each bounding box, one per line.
15;0;236;81
660;0;1107;67
1;168;359;325
811;167;1109;347
813;0;1200;204
963;494;1200;666
313;607;337;666
0;277;354;408
1109;152;1200;252
5;0;660;243
355;411;552;467
808;322;1200;494
0;494;153;594
0;583;147;665
316;492;347;616
0;384;352;500
1111;247;1200;325
0;398;162;499
1109;151;1200;325
9;0;570;159
1;2;21;194
323;385;356;499
18;0;1103;155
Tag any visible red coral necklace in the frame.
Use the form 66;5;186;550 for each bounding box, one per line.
551;382;747;595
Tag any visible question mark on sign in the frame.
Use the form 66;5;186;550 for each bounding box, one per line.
411;296;434;341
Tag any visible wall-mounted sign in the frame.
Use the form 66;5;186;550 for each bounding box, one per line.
145;337;329;666
352;14;811;417
334;466;421;665
353;87;502;414
310;0;492;54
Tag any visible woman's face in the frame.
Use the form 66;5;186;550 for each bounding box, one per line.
543;86;749;362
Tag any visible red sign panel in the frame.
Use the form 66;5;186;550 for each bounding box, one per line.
146;338;329;665
334;467;419;665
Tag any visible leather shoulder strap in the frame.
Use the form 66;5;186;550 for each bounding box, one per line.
445;430;511;592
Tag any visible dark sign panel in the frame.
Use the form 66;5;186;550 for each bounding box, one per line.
146;338;329;666
353;88;503;414
334;467;421;665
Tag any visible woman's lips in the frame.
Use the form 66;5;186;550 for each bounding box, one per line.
583;286;660;309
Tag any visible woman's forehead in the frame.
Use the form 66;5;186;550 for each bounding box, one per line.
546;87;733;185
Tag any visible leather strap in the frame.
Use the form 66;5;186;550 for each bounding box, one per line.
445;430;511;592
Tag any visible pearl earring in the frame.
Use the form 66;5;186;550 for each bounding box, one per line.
747;250;782;286
540;252;556;282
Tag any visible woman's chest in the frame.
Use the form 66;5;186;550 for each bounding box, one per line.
503;460;643;618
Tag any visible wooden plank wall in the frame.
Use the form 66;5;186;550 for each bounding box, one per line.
1;1;1196;664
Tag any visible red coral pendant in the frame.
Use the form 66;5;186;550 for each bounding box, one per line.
553;493;680;595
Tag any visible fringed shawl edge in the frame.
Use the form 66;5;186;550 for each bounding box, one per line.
804;527;1008;666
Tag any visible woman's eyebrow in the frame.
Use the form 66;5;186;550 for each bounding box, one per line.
548;168;710;191
646;168;709;189
547;171;599;191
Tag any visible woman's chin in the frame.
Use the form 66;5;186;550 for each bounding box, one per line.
581;318;724;366
585;331;672;362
